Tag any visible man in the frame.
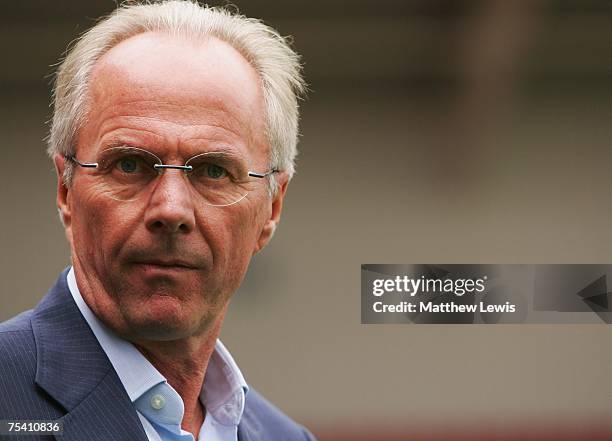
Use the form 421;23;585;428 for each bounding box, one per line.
0;1;313;440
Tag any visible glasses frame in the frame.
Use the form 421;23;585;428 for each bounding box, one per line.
64;147;279;206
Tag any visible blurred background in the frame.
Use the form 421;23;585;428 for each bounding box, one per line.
1;0;612;440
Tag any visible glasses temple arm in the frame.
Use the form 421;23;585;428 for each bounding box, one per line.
65;155;98;168
248;169;278;179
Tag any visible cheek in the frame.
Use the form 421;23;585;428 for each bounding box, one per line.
70;187;140;265
206;204;266;273
234;202;268;247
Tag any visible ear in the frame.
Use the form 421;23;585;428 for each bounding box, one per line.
53;154;73;244
253;172;290;254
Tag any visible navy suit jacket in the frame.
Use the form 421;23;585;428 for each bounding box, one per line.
0;270;315;441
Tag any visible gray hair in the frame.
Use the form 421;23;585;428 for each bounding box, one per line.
47;0;305;192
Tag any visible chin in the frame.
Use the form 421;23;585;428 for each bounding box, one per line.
130;322;192;341
122;298;215;341
125;312;196;341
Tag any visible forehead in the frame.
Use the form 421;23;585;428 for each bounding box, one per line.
83;32;267;158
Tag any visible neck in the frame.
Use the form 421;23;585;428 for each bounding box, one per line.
134;313;225;439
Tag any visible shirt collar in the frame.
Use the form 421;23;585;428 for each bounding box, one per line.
67;267;249;426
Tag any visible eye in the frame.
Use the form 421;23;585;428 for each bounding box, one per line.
205;164;228;179
117;157;139;173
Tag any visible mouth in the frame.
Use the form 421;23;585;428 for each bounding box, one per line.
132;260;199;271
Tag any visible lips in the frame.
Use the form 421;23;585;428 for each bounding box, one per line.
134;259;198;269
121;246;208;272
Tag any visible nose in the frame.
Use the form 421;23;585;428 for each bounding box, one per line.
144;170;196;234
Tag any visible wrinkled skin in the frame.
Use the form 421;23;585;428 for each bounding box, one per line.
55;32;288;344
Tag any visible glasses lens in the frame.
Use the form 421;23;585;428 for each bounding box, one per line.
185;152;255;206
95;147;161;201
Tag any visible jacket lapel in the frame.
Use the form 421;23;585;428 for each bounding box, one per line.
31;269;148;441
237;424;251;441
237;398;262;441
55;369;148;441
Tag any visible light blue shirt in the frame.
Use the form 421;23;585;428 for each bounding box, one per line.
67;267;248;441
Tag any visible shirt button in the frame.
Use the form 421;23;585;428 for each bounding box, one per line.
150;394;166;410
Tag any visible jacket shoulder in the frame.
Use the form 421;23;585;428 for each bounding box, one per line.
0;309;34;333
0;309;63;420
0;309;36;363
0;309;36;368
243;388;316;441
0;309;37;386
